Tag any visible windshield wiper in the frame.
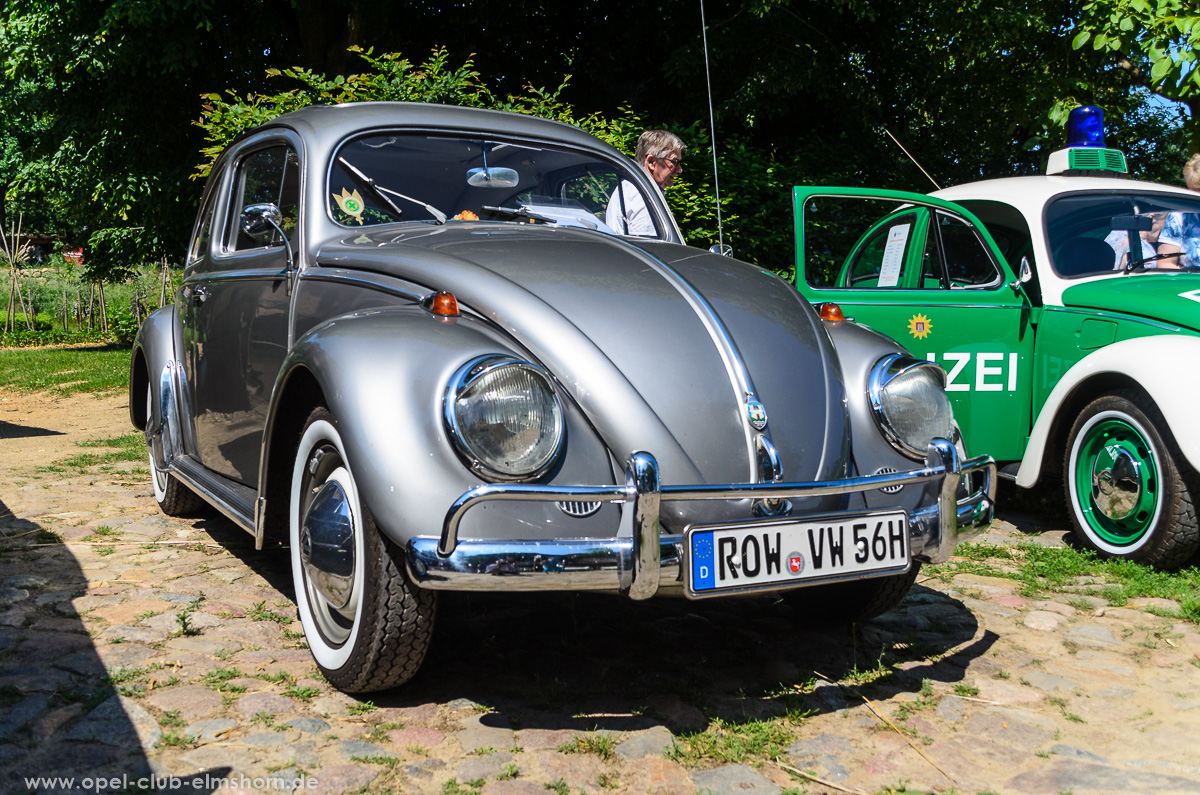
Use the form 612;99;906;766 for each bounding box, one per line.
481;205;557;224
337;157;447;224
1127;251;1182;272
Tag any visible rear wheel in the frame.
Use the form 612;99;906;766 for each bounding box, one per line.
782;564;921;622
290;406;436;692
1064;390;1200;569
146;383;203;516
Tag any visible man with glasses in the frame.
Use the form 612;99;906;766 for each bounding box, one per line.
606;130;686;236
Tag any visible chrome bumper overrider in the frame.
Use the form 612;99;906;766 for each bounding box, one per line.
405;439;996;599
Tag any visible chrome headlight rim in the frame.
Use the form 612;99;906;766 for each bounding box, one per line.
868;353;952;460
443;354;566;482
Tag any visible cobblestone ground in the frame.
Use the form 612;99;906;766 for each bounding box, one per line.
1;392;1199;794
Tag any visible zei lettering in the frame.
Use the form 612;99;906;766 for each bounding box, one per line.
926;351;1019;392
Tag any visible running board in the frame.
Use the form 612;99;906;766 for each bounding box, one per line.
171;455;258;535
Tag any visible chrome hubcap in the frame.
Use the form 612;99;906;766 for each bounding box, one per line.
300;480;356;610
1092;447;1141;521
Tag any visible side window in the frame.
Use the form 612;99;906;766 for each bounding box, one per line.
228;145;300;252
559;170;620;222
937;212;1000;287
188;184;219;265
920;225;947;288
844;213;920;288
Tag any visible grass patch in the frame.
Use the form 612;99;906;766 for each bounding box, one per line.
0;344;131;395
284;684;321;702
200;667;246;692
348;700;377;715
248;600;293;624
58;432;144;469
666;718;793;767
930;543;1200;624
558;731;618;761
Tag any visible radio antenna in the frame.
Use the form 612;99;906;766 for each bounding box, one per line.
700;0;726;251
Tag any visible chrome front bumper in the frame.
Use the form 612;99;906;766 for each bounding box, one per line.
405;439;996;599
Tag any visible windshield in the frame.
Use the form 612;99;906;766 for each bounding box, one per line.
1045;191;1200;277
328;133;666;239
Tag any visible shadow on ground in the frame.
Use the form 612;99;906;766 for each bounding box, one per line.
0;421;64;441
174;507;992;750
0;496;232;794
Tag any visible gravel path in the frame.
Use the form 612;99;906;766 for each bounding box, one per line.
1;390;1198;794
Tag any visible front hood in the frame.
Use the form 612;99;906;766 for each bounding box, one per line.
317;224;848;489
1061;273;1200;332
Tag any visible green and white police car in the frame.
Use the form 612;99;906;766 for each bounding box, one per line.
794;107;1200;569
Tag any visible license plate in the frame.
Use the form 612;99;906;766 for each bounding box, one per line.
684;510;909;597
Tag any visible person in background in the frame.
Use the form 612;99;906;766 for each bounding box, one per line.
1156;154;1200;268
606;130;686;237
1105;211;1167;269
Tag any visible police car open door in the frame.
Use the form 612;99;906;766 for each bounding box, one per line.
792;186;1035;464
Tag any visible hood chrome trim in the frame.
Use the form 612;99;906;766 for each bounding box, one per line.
630;249;772;480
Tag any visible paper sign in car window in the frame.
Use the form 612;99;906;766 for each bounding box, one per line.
877;224;911;288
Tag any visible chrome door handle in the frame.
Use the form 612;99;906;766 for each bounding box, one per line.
190;286;209;305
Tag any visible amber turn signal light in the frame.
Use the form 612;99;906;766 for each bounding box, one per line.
429;291;460;316
817;302;845;322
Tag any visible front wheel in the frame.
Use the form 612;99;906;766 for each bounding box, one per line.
1064;390;1200;569
290;407;436;692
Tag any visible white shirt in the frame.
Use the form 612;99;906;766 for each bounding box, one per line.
605;179;658;237
1103;229;1157;270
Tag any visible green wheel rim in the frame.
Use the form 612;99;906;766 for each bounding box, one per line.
1074;414;1160;547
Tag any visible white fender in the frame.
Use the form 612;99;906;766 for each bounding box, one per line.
1016;335;1200;487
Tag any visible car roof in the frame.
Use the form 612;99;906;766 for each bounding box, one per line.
932;174;1197;205
247;101;620;157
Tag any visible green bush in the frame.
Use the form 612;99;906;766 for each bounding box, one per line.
109;311;140;343
10;313;55;331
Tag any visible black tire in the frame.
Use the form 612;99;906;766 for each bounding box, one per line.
783;563;921;623
1063;390;1200;570
146;383;204;516
290;406;436;692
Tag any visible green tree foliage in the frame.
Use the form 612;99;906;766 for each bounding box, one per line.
1;0;1193;279
1073;0;1200;151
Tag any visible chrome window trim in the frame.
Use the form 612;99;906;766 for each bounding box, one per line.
443;354;566;482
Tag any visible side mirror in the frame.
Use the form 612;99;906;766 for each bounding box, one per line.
1009;256;1033;293
709;243;733;257
241;203;296;294
241;203;284;243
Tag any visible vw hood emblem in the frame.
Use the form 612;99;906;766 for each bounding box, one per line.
746;400;768;430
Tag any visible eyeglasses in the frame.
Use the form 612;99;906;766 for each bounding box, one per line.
657;155;682;169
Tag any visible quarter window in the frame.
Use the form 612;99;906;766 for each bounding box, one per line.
228;145;300;252
937;212;1000;287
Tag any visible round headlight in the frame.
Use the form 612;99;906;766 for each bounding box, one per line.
868;355;954;459
445;356;565;480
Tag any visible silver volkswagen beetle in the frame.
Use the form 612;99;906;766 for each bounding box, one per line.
130;102;995;692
